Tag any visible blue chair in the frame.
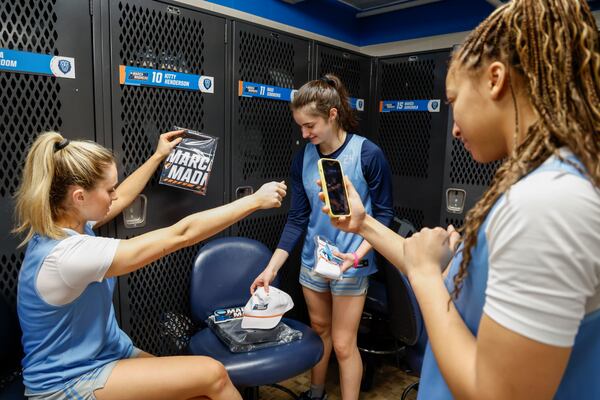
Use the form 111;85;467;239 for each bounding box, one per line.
384;217;426;399
358;218;425;399
187;237;324;399
0;296;26;400
385;259;426;400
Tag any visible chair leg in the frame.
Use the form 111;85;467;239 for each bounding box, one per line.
360;353;376;392
241;386;259;400
241;384;298;400
266;383;298;399
401;381;419;400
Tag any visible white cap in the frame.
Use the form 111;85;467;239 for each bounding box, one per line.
241;286;294;330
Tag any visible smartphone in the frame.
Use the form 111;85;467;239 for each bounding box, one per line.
318;158;351;217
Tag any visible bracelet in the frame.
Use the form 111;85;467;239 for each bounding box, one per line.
352;252;359;268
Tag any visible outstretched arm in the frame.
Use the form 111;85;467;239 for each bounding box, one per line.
106;181;286;277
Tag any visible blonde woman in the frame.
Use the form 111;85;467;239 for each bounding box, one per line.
15;130;286;400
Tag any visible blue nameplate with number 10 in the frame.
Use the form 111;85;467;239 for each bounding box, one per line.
119;65;214;93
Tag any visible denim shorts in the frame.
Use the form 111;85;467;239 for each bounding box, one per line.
26;347;142;400
300;266;369;296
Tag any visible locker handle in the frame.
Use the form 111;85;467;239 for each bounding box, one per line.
123;194;147;228
236;186;254;200
446;188;466;214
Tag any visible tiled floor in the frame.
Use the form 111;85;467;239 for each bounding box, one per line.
259;359;419;400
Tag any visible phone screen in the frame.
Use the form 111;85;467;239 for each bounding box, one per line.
322;159;350;216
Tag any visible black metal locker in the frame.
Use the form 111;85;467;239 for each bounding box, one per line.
314;44;373;137
438;124;502;229
0;0;96;389
373;50;450;230
0;0;96;308
107;0;227;355
230;22;310;320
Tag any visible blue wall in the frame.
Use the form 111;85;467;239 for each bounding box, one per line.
203;0;360;44
358;0;494;46
204;0;600;46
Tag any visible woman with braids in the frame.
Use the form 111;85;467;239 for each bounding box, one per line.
323;1;600;399
250;74;394;400
15;130;287;400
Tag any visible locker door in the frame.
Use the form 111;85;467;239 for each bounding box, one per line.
314;44;373;137
0;0;95;307
439;124;502;229
373;50;451;230
108;0;226;355
230;22;309;319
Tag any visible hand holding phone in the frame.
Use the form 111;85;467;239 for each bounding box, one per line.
318;158;351;217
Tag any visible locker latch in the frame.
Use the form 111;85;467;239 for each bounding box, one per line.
123;194;147;228
446;189;466;214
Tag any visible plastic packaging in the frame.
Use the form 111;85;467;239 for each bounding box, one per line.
207;313;302;353
159;126;218;195
313;235;343;280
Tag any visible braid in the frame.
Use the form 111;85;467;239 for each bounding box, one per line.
450;0;600;300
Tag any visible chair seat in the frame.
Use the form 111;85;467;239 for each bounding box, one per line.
188;318;323;386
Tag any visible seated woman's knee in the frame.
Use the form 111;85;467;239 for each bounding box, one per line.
192;357;229;394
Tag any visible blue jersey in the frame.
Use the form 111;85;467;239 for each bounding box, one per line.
17;224;133;393
301;134;379;277
418;156;600;399
277;133;393;277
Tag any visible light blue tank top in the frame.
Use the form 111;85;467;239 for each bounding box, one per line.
301;134;377;277
418;156;600;399
17;224;133;393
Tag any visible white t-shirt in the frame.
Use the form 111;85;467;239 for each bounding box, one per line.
36;226;120;306
484;150;600;347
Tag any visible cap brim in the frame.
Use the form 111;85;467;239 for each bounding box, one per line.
241;314;283;330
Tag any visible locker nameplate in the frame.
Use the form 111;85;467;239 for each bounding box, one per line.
0;48;75;79
379;99;441;113
238;80;296;101
119;65;214;93
239;80;364;111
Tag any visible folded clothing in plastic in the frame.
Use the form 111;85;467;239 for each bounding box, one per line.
207;315;302;353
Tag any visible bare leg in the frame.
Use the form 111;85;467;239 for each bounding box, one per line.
94;355;241;400
302;286;333;387
332;294;366;400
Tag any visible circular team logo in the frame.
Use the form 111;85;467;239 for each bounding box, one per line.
356;99;364;111
50;56;75;79
198;77;214;92
58;60;71;74
427;100;440;112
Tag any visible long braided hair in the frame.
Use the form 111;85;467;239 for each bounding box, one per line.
450;0;600;299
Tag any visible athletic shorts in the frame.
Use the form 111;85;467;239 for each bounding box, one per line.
25;347;142;400
300;266;369;296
